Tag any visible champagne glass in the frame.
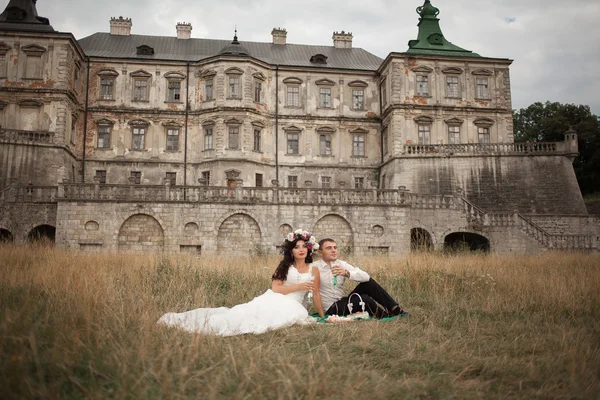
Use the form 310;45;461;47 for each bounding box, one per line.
307;267;315;303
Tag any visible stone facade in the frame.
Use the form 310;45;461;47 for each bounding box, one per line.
0;0;598;254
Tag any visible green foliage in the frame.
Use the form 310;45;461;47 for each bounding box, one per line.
513;101;600;195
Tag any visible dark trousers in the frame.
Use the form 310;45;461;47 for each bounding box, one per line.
325;278;399;318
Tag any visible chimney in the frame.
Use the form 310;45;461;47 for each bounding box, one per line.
176;22;192;39
332;31;353;49
271;27;287;45
110;16;132;36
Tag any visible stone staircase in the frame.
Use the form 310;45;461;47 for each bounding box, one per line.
460;197;596;251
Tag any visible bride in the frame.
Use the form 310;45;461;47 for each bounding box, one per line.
157;229;325;336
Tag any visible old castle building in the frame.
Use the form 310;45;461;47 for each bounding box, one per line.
0;0;597;255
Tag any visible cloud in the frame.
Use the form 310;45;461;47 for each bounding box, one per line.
33;0;600;114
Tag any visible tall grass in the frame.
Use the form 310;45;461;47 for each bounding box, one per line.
1;245;599;399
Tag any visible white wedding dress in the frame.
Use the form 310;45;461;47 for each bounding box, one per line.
157;266;315;336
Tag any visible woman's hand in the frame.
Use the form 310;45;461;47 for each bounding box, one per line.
296;281;314;292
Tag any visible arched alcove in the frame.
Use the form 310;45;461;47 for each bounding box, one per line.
118;214;164;252
217;213;261;254
444;232;490;252
0;229;14;243
411;228;433;251
28;225;56;245
313;215;354;255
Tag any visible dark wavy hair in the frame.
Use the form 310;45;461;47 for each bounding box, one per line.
271;238;314;281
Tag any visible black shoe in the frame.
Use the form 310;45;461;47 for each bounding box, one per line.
390;306;409;317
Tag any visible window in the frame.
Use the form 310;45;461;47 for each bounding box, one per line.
354;177;364;189
352;89;364;110
133;79;148;101
166;172;176;186
253;129;261;152
95;170;107;184
74;67;80;92
254;81;262;102
228;76;241;99
288;175;298;188
418;124;430;145
205;79;213;101
255;173;263;187
130;171;141;184
319;134;332;156
381;78;387;107
287;132;299;154
416;75;429;96
319;88;331;108
70;117;76;144
448;126;460;144
321;176;331;188
166;128;179;151
287;86;299;107
26;55;42;79
382;127;388;155
167;81;181;102
476;78;489;99
132;126;146;150
97;125;111;148
478;127;490;143
201;171;211;186
22;45;45;79
0;43;9;78
446;76;459;98
228;126;239;149
100;78;114;100
353;134;365;156
204;127;213;150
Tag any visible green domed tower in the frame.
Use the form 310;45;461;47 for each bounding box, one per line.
406;0;481;57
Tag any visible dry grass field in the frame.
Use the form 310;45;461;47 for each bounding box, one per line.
1;245;599;399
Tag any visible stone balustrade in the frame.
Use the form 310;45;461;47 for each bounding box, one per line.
0;128;54;144
57;183;465;208
0;185;58;202
403;141;566;156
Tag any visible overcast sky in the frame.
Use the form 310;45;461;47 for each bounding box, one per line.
33;0;600;114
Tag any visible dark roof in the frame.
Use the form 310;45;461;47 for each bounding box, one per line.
78;33;383;71
0;0;55;32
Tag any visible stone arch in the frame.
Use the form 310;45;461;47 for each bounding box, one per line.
444;232;490;252
27;225;56;244
411;228;433;251
0;228;14;243
313;214;354;255
85;220;99;231
184;222;199;234
216;213;262;254
279;224;293;237
118;214;164;252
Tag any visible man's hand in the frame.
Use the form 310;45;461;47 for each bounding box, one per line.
331;265;349;278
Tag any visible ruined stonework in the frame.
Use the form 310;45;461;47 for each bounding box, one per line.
0;1;598;254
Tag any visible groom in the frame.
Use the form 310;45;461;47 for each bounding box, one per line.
313;238;407;318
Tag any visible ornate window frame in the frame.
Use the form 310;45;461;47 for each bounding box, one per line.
164;71;186;103
283;77;303;108
225;67;243;100
412;65;433;97
130;70;152;102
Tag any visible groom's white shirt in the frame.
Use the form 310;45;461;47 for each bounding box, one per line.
313;259;370;311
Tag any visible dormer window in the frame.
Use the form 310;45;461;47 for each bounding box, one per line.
310;54;328;64
136;45;155;56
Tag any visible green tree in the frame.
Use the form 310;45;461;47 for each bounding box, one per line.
513;101;600;195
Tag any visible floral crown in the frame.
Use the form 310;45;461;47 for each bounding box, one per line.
281;229;320;254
